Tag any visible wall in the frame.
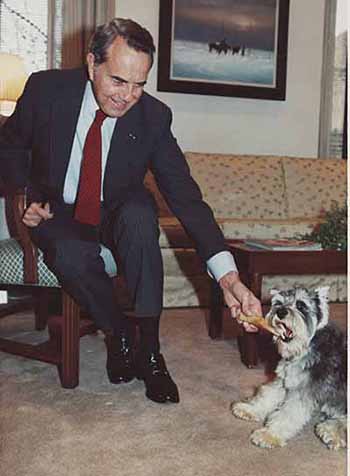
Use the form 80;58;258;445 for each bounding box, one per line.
114;0;326;157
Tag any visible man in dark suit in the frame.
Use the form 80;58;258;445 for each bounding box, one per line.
0;18;261;403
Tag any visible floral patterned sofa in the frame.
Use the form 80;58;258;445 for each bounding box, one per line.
145;153;347;306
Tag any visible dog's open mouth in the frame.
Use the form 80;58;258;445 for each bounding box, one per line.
276;322;294;342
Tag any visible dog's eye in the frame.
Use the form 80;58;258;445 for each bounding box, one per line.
273;300;283;306
296;300;306;312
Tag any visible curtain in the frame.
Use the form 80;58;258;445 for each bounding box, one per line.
60;0;115;69
318;0;337;158
342;62;347;158
318;0;347;159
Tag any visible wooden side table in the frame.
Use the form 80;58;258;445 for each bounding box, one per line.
209;241;347;368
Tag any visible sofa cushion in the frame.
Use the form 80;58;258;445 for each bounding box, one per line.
185;153;289;220
216;217;318;241
261;274;346;302
160;273;346;308
162;247;204;277
283;157;347;218
144;153;289;220
163;275;211;307
158;216;319;248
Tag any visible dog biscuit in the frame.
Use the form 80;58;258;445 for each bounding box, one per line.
239;314;280;336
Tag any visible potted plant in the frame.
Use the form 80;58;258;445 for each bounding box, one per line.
300;201;347;251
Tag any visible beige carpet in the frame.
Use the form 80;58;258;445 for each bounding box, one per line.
0;306;347;476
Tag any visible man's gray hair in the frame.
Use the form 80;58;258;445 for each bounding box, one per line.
88;18;155;66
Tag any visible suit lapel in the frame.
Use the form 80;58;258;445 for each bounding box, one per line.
103;100;146;203
50;69;87;193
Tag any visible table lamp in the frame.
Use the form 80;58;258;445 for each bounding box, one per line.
0;53;27;118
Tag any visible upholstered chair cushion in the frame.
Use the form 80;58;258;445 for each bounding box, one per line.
0;238;117;287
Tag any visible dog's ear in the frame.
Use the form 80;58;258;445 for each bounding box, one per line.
315;286;330;300
314;286;330;329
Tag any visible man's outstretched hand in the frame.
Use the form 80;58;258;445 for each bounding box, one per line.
22;202;53;227
219;271;263;332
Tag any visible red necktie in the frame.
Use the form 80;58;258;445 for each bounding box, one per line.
74;109;107;225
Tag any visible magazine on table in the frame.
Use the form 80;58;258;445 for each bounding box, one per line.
244;239;323;251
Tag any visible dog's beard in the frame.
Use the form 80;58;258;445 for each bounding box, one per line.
275;331;310;359
268;311;312;360
266;287;330;360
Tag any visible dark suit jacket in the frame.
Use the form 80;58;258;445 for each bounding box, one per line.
0;67;226;262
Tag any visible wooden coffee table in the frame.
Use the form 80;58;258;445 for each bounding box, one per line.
209;241;347;368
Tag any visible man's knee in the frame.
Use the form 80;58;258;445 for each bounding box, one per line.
45;240;103;281
115;190;159;239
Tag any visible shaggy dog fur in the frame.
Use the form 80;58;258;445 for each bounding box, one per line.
231;287;347;450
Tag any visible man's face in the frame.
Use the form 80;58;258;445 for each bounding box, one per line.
87;36;152;118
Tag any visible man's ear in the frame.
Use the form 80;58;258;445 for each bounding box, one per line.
86;53;95;81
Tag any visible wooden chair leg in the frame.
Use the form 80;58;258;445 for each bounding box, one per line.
47;291;81;388
59;292;80;388
34;288;50;331
0;287;97;389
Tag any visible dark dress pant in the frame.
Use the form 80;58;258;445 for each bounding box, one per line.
29;187;163;334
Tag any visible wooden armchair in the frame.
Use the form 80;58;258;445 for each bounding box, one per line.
0;187;118;388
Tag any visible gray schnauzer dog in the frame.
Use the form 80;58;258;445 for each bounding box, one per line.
232;287;347;450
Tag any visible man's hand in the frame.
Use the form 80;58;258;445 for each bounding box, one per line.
22;202;53;227
219;271;263;333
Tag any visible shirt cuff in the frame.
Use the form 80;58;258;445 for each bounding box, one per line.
206;250;238;282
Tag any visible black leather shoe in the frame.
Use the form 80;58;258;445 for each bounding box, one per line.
136;352;180;403
105;333;135;384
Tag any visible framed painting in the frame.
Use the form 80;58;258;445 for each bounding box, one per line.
157;0;290;100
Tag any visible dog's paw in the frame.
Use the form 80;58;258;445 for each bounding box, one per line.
250;428;285;449
315;421;347;451
231;401;261;422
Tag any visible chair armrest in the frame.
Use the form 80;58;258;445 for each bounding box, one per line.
4;187;39;284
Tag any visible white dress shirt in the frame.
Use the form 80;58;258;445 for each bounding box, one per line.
63;81;117;203
63;82;238;281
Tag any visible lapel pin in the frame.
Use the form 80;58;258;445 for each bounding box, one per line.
128;132;137;140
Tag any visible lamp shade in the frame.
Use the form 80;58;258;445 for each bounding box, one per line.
0;53;27;116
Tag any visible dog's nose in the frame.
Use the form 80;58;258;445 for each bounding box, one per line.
276;307;288;319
